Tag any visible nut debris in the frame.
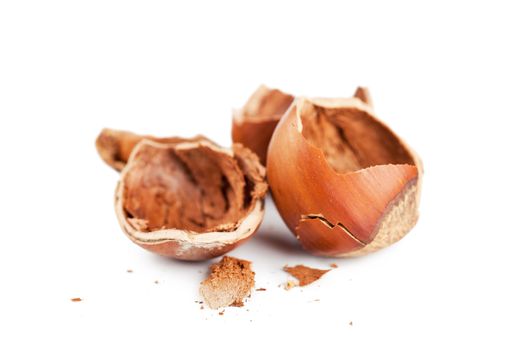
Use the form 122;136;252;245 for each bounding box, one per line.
353;86;373;108
283;265;331;287
70;298;82;302
282;280;298;290
200;256;255;309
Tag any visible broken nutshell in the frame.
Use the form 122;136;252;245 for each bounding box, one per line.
114;138;268;261
96;128;212;171
200;256;255;309
353;86;373;108
231;85;374;165
232;85;294;165
284;265;331;287
267;93;422;257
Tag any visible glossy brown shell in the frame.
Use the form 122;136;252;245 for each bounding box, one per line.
232;117;280;166
232;86;294;164
266;97;422;257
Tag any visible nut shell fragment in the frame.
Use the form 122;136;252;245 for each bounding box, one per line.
283;265;331;287
353;86;373;108
96;128;212;171
267;96;422;257
115;139;267;261
232;86;373;165
232;85;294;164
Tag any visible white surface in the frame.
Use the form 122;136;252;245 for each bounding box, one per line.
1;1;521;349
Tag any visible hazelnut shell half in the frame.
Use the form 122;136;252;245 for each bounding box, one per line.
266;96;422;257
115;139;267;261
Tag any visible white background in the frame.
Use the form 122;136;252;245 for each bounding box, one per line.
1;1;521;349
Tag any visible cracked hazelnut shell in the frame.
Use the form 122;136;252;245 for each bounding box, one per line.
232;85;373;165
232;85;294;164
266;95;422;257
115;139;267;261
96;128;212;171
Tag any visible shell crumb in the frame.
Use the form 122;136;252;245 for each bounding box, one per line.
283;265;331;287
199;256;255;309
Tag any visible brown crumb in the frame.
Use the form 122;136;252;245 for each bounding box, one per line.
349;321;353;326
219;310;225;316
231;300;244;307
126;269;133;273
283;265;331;286
330;263;338;268
200;305;204;310
154;280;159;284
256;288;266;291
71;298;82;302
200;256;255;310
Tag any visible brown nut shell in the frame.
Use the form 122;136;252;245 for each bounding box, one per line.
115;139;268;261
232;85;294;164
96;128;212;171
232;86;373;165
353;86;373;109
267;97;422;257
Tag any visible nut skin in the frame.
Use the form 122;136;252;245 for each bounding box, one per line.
266;97;422;257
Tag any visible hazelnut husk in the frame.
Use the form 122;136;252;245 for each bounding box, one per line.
115;139;268;261
232;85;294;164
96;128;212;171
266;96;422;257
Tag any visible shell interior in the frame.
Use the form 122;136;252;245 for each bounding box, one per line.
299;98;415;173
119;140;266;236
